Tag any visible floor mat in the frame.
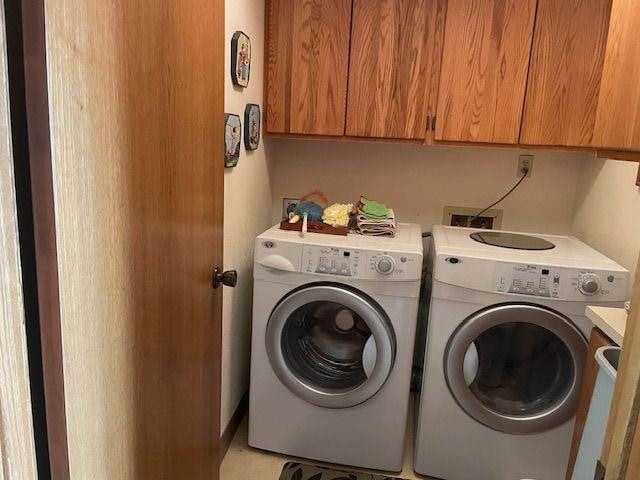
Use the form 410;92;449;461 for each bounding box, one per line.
279;462;407;480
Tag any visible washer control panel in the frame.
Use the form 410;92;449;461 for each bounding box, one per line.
301;245;420;280
374;255;396;275
494;263;627;300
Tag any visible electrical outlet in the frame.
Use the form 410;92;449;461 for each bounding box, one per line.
518;155;533;177
443;206;503;229
282;198;299;219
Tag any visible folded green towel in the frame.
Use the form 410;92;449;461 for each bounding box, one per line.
361;198;389;219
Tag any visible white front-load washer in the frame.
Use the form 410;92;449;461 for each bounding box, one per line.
414;226;629;480
249;223;423;471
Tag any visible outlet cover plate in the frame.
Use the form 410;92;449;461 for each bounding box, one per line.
518;155;533;177
282;198;299;219
443;206;503;229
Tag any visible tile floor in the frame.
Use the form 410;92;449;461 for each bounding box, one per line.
220;396;435;479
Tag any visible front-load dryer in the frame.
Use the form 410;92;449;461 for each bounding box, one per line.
414;226;629;480
249;223;423;471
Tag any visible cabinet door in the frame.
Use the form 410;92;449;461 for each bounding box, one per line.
265;0;352;136
435;0;536;144
566;327;614;480
593;0;640;150
345;0;446;141
521;0;612;147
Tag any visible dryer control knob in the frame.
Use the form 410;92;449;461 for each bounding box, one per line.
578;273;601;296
375;256;395;275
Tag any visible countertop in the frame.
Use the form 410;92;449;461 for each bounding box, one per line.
586;306;628;346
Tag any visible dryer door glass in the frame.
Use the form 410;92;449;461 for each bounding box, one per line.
282;300;371;391
445;303;587;434
266;284;396;409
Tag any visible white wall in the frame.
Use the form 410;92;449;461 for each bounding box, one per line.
269;139;587;235
223;0;272;434
572;159;640;294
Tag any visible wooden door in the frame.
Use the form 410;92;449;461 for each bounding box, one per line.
435;0;536;144
23;0;224;479
593;0;640;150
601;256;640;479
0;4;38;477
265;0;352;136
521;0;612;147
346;0;446;141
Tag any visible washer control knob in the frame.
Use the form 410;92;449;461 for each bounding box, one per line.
578;273;601;296
375;256;395;275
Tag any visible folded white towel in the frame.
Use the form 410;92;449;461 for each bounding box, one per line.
355;209;396;237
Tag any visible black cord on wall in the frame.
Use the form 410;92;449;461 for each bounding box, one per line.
465;167;530;228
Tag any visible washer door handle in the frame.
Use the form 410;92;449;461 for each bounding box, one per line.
463;343;479;386
362;335;377;378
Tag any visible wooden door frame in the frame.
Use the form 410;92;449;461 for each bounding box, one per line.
602;255;640;479
20;0;70;478
0;1;38;476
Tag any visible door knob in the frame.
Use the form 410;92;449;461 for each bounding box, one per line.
212;267;237;289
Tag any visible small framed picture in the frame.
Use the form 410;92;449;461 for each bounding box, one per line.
244;104;261;150
231;31;251;88
224;113;241;168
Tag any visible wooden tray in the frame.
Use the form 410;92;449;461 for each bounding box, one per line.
279;219;348;236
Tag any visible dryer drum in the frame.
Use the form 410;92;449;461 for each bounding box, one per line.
266;284;396;409
445;303;587;435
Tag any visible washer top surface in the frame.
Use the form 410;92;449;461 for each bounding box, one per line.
258;222;423;255
433;225;626;271
470;231;556;250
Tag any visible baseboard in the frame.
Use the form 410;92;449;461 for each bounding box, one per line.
220;391;249;463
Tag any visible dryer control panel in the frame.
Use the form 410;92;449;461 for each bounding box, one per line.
493;263;628;301
301;245;421;281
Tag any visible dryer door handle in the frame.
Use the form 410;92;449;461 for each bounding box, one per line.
463;343;479;386
258;254;297;272
362;335;377;378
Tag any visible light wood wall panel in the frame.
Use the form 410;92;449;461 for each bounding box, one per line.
44;0;224;478
0;3;37;477
521;0;612;147
346;0;446;140
266;0;351;136
593;0;640;150
435;0;536;144
602;255;640;479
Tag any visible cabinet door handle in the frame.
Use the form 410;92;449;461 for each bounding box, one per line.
426;115;431;129
431;116;436;131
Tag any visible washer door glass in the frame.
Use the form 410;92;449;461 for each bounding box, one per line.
445;304;587;434
266;284;395;408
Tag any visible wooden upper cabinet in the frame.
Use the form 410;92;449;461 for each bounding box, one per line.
265;0;352;136
345;0;446;141
435;0;536;144
593;0;640;150
521;0;612;147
